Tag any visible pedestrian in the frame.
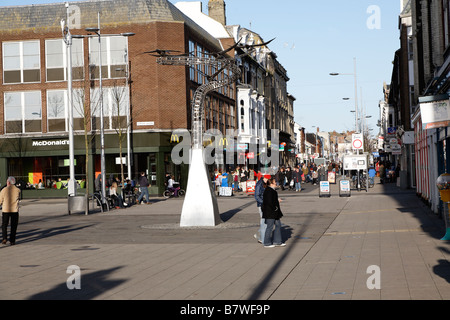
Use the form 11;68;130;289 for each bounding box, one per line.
279;167;286;190
262;178;285;248
379;162;386;184
254;174;271;244
137;172;151;205
285;167;293;190
292;167;302;192
0;177;21;246
312;168;319;185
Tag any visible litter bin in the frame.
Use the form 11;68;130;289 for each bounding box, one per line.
68;195;87;215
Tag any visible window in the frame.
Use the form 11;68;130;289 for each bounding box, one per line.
89;36;128;79
45;39;84;82
189;40;195;81
91;86;129;130
47;89;85;132
4;91;41;133
3;41;40;84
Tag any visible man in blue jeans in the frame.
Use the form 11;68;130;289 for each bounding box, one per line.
254;174;271;244
137;172;151;205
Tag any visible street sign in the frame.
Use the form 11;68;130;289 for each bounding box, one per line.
352;133;364;151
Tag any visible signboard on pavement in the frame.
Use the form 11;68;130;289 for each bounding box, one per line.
339;180;351;197
319;181;330;197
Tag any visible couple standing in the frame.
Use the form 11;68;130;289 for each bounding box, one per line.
255;175;285;248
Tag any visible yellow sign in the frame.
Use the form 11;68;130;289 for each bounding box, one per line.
171;134;179;143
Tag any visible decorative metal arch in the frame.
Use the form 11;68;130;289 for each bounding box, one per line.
157;55;240;148
150;38;273;149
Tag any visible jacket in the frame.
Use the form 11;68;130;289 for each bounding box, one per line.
254;178;265;207
292;170;301;183
138;175;149;187
262;187;283;220
0;185;20;213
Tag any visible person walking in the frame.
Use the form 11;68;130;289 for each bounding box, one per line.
285;167;293;190
292;167;302;192
0;177;21;246
262;178;285;248
254;174;271;244
137;172;151;205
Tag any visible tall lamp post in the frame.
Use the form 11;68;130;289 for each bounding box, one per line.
72;13;134;206
330;57;359;133
61;2;76;197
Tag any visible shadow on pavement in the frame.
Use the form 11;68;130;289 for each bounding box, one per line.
28;266;127;300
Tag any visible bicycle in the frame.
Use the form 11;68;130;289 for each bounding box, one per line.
163;188;185;199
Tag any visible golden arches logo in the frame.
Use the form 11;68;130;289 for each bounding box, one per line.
219;138;229;147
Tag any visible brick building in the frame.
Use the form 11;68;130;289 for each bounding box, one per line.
0;0;237;196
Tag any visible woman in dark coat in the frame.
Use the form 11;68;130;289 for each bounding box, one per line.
262;178;285;247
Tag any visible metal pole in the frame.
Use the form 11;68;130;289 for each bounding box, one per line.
98;12;106;206
353;58;358;134
125;50;132;180
65;3;76;196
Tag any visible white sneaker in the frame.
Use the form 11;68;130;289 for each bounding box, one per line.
274;243;286;247
264;244;275;248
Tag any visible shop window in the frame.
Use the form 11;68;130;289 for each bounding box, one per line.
45;39;84;82
3;40;40;84
4;91;41;134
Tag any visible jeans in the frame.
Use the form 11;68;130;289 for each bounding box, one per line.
138;186;150;203
2;212;19;243
264;218;282;246
295;181;302;191
257;207;267;242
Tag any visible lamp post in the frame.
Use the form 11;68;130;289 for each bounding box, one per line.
73;13;134;206
61;2;76;197
330;57;359;133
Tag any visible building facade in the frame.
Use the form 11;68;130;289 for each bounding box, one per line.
0;0;237;197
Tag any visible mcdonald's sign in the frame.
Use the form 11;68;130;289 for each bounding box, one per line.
219;138;229;147
171;134;179;143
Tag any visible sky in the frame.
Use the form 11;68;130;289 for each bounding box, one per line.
1;0;402;135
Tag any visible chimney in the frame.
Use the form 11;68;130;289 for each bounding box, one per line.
208;0;226;25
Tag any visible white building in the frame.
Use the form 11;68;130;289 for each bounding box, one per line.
175;1;268;149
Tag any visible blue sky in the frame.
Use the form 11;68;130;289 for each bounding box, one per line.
1;0;401;135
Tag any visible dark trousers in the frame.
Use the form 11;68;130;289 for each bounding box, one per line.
2;212;19;243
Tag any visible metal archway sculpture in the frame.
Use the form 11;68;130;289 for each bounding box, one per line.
148;39;273;227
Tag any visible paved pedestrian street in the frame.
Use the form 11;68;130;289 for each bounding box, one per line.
1;179;449;305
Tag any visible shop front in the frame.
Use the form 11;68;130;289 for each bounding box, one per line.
0;131;188;198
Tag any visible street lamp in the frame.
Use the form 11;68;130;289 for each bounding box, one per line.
61;2;76;197
330;58;359;133
73;13;134;206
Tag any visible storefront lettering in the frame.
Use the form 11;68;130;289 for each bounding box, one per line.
32;140;70;147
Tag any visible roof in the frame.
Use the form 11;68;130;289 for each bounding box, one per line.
0;0;222;48
175;1;231;39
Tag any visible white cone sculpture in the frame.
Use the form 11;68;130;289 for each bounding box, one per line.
180;147;220;227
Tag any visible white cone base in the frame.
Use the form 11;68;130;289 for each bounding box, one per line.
180;148;221;227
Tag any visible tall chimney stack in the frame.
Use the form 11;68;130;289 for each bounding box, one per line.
208;0;226;25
